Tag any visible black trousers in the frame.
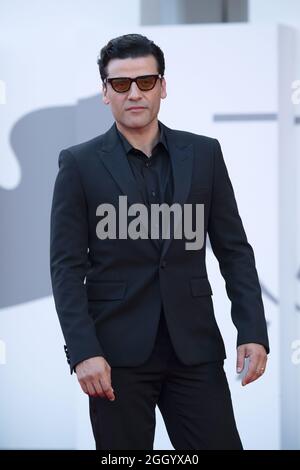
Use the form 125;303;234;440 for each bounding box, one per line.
89;311;243;450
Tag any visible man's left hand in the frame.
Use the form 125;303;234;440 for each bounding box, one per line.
236;343;268;386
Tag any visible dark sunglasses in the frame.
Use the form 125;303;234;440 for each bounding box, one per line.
104;74;163;93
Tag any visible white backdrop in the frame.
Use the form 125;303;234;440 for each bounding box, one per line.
0;18;298;449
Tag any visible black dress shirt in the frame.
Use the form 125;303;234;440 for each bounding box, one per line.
115;122;173;208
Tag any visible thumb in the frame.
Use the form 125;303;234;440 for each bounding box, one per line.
236;346;246;373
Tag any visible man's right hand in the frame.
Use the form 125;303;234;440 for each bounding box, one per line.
75;356;115;401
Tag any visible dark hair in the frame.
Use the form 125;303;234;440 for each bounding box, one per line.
97;33;165;83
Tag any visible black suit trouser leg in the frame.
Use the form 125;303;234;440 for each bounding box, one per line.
89;313;242;450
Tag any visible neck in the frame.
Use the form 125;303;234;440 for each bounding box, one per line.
116;119;160;157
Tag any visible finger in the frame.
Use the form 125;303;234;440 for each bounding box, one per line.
103;366;115;401
242;357;260;386
99;373;115;401
255;358;267;377
236;348;246;373
92;380;106;399
80;381;89;395
243;354;268;386
86;382;97;397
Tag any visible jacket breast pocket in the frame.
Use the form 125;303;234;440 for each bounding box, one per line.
87;280;127;301
190;278;213;297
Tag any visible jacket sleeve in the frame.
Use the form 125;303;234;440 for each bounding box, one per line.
50;149;106;373
208;139;269;353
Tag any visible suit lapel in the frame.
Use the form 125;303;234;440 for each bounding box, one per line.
97;123;145;207
159;122;194;260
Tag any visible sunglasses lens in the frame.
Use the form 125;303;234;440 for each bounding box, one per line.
109;75;159;92
111;78;131;92
136;76;157;90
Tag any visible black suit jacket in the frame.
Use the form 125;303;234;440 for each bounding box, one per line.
50;121;269;373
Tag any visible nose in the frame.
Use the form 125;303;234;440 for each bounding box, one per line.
128;81;142;99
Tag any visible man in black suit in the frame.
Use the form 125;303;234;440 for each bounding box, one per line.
50;34;269;450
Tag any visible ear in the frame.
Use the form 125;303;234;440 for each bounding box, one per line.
102;84;110;105
160;77;167;100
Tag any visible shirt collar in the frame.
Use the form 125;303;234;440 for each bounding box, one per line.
115;121;168;155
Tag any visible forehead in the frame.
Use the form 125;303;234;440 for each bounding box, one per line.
106;55;158;77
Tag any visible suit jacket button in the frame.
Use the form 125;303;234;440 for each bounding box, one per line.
160;260;167;269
